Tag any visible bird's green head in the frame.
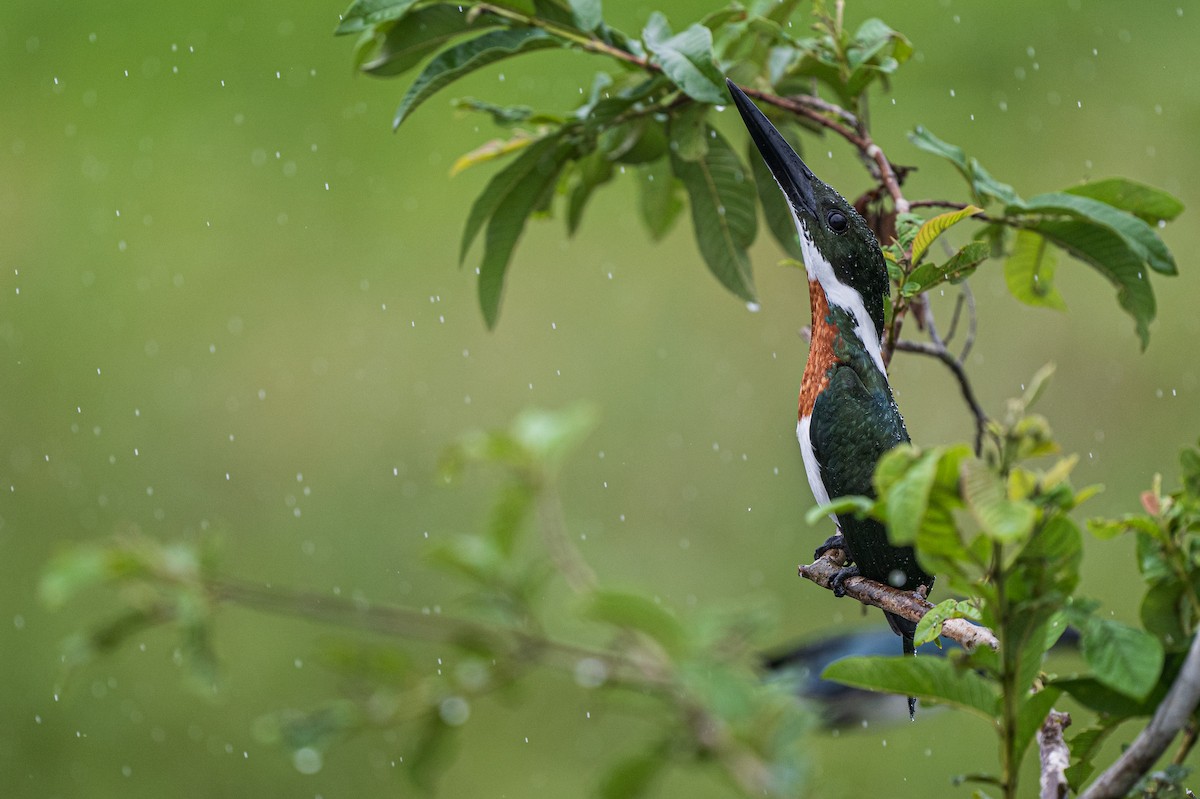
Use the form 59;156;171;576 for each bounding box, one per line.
726;79;890;360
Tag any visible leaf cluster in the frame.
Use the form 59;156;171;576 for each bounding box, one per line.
338;0;1182;349
816;368;1186;798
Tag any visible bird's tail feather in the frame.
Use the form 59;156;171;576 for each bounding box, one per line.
884;611;919;721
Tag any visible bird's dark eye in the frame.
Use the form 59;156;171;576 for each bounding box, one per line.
827;210;848;233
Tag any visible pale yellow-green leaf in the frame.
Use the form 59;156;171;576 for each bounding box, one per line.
450;135;537;177
910;204;983;265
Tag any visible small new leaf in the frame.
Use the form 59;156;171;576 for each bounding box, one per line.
910;205;983;265
1005;230;1066;310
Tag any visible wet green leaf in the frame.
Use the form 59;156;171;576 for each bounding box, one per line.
567;149;614;235
337;0;421;35
881;448;940;545
823;655;999;720
961;458;1037;543
667;102;710;162
913;598;980;647
568;0;603;32
642;14;726;104
903;241;989;296
1081;618;1163;700
459;135;573;326
1031;218;1155;349
638;158;683;241
1012;688;1062;767
672;128;758;301
1010;192;1176;275
394;29;565;128
1004;230;1065;310
1064;177;1184;225
360;5;500;77
805;494;874;526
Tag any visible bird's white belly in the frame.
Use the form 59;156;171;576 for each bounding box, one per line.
797;415;837;525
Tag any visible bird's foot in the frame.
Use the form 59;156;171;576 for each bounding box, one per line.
814;533;846;561
830;564;861;598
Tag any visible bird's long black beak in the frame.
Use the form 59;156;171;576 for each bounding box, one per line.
725;78;817;217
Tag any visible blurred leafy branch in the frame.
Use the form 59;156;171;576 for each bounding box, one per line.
337;0;1181;356
41;405;813;797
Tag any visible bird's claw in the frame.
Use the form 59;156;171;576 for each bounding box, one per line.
830;565;860;598
814;533;846;561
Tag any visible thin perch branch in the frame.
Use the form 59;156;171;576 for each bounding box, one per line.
798;551;999;651
1079;630;1200;799
1038;710;1072;799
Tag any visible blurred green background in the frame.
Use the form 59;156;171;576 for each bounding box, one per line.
3;1;1199;796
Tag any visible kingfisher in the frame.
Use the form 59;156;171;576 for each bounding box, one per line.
726;79;935;717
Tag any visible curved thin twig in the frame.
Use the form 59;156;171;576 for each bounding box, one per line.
798;551;999;651
894;338;988;456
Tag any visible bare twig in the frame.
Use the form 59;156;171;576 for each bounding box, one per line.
1038;710;1072;799
798;551;999;651
894;338;988;456
1080;630;1200;799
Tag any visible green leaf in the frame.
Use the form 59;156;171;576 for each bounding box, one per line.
902;241;990;297
1054;676;1156;717
961;458;1037;543
1141;580;1188;648
667;100;710;162
907;128;1020;206
1011;192;1176;275
1065;721;1125;790
1081;618;1164;700
913;598;981;647
360;5;500;77
1013;688;1063;767
336;0;421;35
586;590;688;655
393;28;565;128
1064;177;1184;225
671;128;758;302
642;14;726;104
1031;218;1156;349
459;135;572;326
822;655;999;720
968;158;1021;206
568;0;603;32
908;126;968;174
567;149;613;236
749;139;803;260
911;205;986;269
805;495;874;526
1004;230;1065;310
451;134;539;177
637;159;683;242
603;118;668;165
881;448;940;545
